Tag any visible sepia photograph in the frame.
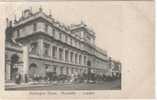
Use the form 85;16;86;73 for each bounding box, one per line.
5;5;121;91
0;1;154;99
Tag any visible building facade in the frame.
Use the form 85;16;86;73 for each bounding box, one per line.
5;8;120;82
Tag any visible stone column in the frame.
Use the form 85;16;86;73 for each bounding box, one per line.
39;39;43;57
69;51;72;63
75;52;78;64
83;55;86;66
72;52;74;64
56;46;59;60
77;53;79;65
23;46;29;83
68;50;70;63
5;61;11;81
62;48;65;62
81;54;84;65
50;44;53;60
64;49;68;62
73;52;76;64
79;54;81;65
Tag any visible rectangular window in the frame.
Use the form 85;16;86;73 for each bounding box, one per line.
75;40;77;47
60;67;63;74
66;67;69;74
52;46;57;58
53;66;57;73
45;24;48;32
22;27;26;33
62;34;65;42
84;56;86;65
45;64;49;71
52;28;55;37
30;42;38;55
79;55;82;64
79;42;81;48
70;38;73;45
75;53;78;64
43;43;50;57
33;23;37;32
70;52;73;63
76;41;78;47
71;68;74;74
59;48;63;60
80;69;82;73
65;35;68;43
59;32;62;40
17;29;20;37
65;50;69;62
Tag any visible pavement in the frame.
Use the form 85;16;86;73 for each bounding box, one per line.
5;79;121;90
5;81;68;89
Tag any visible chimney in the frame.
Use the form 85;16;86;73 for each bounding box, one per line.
49;9;52;17
39;6;43;12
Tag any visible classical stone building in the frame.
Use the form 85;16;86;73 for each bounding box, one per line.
5;8;120;82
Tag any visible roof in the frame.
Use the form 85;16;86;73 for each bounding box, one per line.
12;8;95;36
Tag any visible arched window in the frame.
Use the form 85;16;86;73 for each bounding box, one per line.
79;55;82;64
29;63;38;78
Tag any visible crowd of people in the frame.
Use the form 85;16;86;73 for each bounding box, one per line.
15;71;121;84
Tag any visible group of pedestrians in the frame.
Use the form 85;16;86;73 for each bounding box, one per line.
14;71;121;84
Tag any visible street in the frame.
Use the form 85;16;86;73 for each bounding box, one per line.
5;79;121;90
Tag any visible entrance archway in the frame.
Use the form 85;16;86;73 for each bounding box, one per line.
10;54;19;81
29;63;38;78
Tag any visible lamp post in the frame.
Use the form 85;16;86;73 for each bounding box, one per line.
87;60;91;83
